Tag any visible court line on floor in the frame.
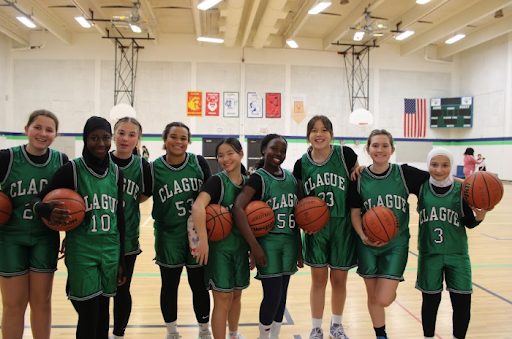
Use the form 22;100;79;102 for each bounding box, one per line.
393;300;444;339
11;308;294;330
140;216;153;228
481;233;512;240
408;250;512;305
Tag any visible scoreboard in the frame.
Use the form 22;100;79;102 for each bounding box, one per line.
430;97;473;128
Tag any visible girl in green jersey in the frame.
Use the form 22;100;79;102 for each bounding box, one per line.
0;110;67;339
417;147;488;339
232;134;300;339
349;129;429;339
110;117;151;339
192;138;248;339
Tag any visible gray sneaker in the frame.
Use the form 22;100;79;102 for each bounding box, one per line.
198;331;213;339
309;327;324;339
166;333;181;339
329;323;349;339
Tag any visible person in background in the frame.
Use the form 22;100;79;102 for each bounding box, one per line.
142;145;150;161
0;110;68;339
475;154;486;172
462;148;482;178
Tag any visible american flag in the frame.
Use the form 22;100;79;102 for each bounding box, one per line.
404;98;426;138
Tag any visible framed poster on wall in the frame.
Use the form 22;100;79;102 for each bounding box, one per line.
223;92;239;117
265;93;281;118
247;92;263;118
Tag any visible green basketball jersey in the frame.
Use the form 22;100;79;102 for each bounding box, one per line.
151;153;204;231
209;171;248;252
255;168;298;235
417;182;467;254
114;154;144;253
358;163;409;245
66;158;119;240
0;146;64;235
301;145;350;217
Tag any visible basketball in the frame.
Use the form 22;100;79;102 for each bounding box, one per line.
42;188;86;231
362;206;398;243
294;196;330;233
0;192;13;226
244;201;275;237
205;204;232;241
463;172;504;210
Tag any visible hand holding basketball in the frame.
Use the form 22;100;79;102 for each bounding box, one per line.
0;192;13;226
42;188;86;231
362;206;398;245
294;197;329;234
244;201;275;237
463;172;503;210
205;204;233;241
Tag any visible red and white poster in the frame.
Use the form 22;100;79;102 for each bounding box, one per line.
205;92;220;116
187;91;202;117
265;93;281;118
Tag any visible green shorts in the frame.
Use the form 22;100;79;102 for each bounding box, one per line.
65;234;120;300
356;239;408;281
206;249;250;292
154;227;198;268
302;217;357;270
416;253;472;294
256;232;300;280
0;228;59;277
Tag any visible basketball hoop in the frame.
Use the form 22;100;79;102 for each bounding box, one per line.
109;103;137;121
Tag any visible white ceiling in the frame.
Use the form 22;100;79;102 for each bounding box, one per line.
1;0;512;59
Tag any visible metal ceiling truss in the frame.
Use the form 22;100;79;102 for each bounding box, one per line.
113;38;141;106
337;42;377;112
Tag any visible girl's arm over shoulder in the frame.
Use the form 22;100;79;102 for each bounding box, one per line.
293;159;305;200
401;164;430;196
139;157;152;202
232;174;266;267
197;155;212;182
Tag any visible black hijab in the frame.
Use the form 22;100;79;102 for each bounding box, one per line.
83;116;112;174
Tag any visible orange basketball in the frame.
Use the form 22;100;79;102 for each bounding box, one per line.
244;201;275;237
0;191;13;226
362;206;398;243
42;188;85;231
463;172;503;210
294;196;330;233
205;204;232;241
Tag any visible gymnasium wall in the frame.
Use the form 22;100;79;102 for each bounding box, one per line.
0;32;511;179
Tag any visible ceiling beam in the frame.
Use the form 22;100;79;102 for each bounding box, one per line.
70;0;110;37
0;12;29;45
438;15;512;58
7;0;73;45
283;0;316;42
138;0;159;44
240;0;260;47
401;0;512;56
191;0;201;40
377;0;453;45
322;0;386;50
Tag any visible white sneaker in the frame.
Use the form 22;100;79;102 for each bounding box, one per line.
229;334;246;339
329;323;349;339
309;327;324;339
198;331;213;339
166;333;181;339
